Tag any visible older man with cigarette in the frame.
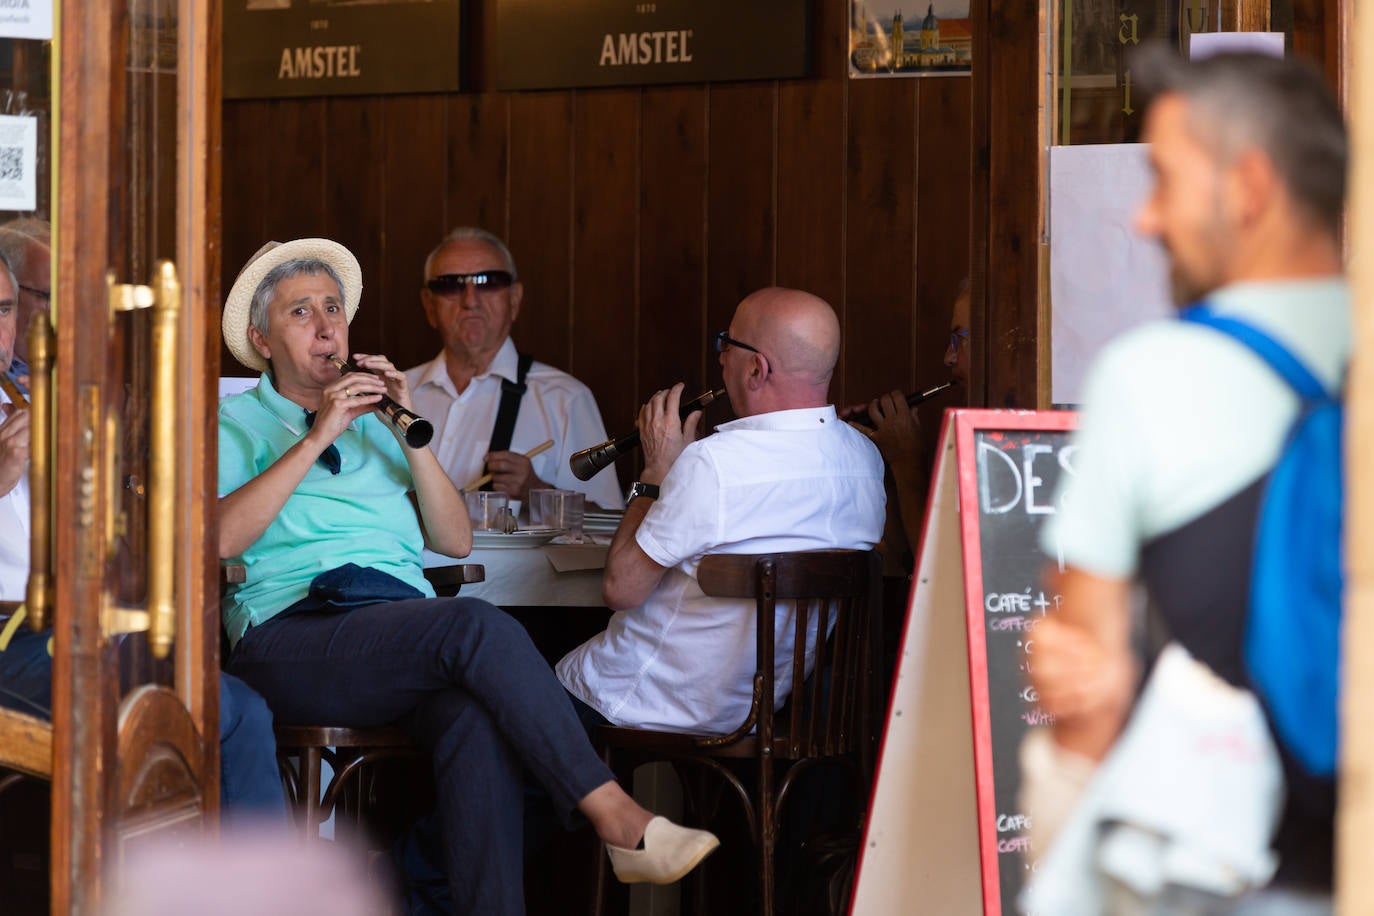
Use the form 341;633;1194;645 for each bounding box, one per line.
404;227;624;508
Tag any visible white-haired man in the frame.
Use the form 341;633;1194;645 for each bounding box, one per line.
405;227;623;507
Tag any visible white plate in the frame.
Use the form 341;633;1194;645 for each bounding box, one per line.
471;528;565;549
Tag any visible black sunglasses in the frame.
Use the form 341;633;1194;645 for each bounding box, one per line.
425;271;515;296
713;330;763;356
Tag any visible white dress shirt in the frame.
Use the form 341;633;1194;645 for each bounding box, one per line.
405;338;624;508
0;389;29;601
557;405;886;734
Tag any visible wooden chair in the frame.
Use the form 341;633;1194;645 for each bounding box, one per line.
249;562;485;844
592;549;883;916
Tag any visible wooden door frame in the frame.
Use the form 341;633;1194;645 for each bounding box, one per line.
50;0;221;910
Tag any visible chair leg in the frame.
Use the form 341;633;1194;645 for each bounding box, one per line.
302;745;323;839
759;756;775;915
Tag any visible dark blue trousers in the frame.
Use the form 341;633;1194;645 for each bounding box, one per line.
227;596;615;916
0;626;286;825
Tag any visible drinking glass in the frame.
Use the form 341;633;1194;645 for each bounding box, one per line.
464;491;510;531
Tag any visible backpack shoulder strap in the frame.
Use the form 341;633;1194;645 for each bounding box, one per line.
481;352;535;491
1179;305;1330;402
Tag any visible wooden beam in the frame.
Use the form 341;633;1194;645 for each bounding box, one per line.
0;710;52;779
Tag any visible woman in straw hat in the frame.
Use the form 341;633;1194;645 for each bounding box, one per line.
217;239;717;914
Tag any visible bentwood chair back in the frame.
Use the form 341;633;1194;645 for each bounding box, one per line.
592;549;883;916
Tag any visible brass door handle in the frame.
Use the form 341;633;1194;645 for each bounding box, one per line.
147;261;179;659
101;263;181;658
25;314;52;631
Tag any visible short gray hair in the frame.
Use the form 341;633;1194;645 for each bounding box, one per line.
1134;44;1347;236
0;250;17;306
422;227;518;281
249;258;345;337
0;217;50;282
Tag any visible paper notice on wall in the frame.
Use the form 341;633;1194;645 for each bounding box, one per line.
0;115;38;212
0;0;52;40
1049;143;1171;405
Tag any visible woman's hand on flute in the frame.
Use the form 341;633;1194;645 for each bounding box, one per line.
861;389;923;467
350;352;413;412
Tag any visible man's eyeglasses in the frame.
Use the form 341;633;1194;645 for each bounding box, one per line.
713;330;762;356
18;285;49;303
947;328;969;353
425;271;515;296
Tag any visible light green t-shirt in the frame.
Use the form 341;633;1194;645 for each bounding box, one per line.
218;374;435;645
1042;278;1350;578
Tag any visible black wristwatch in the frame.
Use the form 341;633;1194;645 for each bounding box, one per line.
628;481;660;501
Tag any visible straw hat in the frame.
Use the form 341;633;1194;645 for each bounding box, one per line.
222;238;363;372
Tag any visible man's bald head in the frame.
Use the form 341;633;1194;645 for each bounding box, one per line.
724;287;840;414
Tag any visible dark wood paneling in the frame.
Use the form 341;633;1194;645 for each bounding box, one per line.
638;86;707;398
777;79;844;314
379;96;449;371
507;91;573;368
844;78;917;412
261;99;327;243
570;89;640;435
705;83;776;381
443;92;509;236
324;97;387;362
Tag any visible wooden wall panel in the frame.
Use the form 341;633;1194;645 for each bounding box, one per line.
443;93;509;237
570;89;640;434
705;84;776;369
507;91;573;369
378;96;448;370
844;79;917;411
324;97;387;360
220;3;979;449
638;87;708;398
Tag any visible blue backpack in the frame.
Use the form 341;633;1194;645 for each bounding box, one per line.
1180;306;1343;777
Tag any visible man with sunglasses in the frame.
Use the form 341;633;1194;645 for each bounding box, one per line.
557;287;886;734
405;228;624;508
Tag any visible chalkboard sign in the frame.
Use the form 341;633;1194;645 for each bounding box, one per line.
852;409;1076;916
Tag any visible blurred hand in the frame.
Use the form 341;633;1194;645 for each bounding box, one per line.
862;389;923;468
0;406;29;497
1028;616;1136;724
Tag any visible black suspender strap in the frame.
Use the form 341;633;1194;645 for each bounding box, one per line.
481;351;534;491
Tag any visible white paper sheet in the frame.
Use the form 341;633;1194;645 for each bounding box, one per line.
1049;143;1171;405
0;115;38;212
0;0;52;40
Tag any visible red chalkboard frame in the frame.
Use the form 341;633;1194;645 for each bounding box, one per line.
952;409;1078;913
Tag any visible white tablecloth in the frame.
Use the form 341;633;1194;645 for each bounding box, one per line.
423;541;609;607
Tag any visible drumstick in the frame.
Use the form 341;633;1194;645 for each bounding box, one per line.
462;439;555;493
0;373;27;410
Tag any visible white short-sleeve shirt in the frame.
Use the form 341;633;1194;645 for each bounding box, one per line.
557;405;887;734
0;389;28;601
1042;278;1350;578
406;337;624;508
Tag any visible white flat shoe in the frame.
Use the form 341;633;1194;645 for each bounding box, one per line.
606;816;720;884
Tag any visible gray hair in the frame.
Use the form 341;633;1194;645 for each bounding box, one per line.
249;258;345;337
0;249;17;307
422;227;518;281
0;217;50;282
1134;44;1347;236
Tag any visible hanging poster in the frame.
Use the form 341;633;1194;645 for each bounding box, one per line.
0;0;52;40
0;115;38;212
224;0;461;100
849;0;971;78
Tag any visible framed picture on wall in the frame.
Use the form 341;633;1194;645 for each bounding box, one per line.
849;0;971;78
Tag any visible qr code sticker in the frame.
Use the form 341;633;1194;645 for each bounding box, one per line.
0;147;21;182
